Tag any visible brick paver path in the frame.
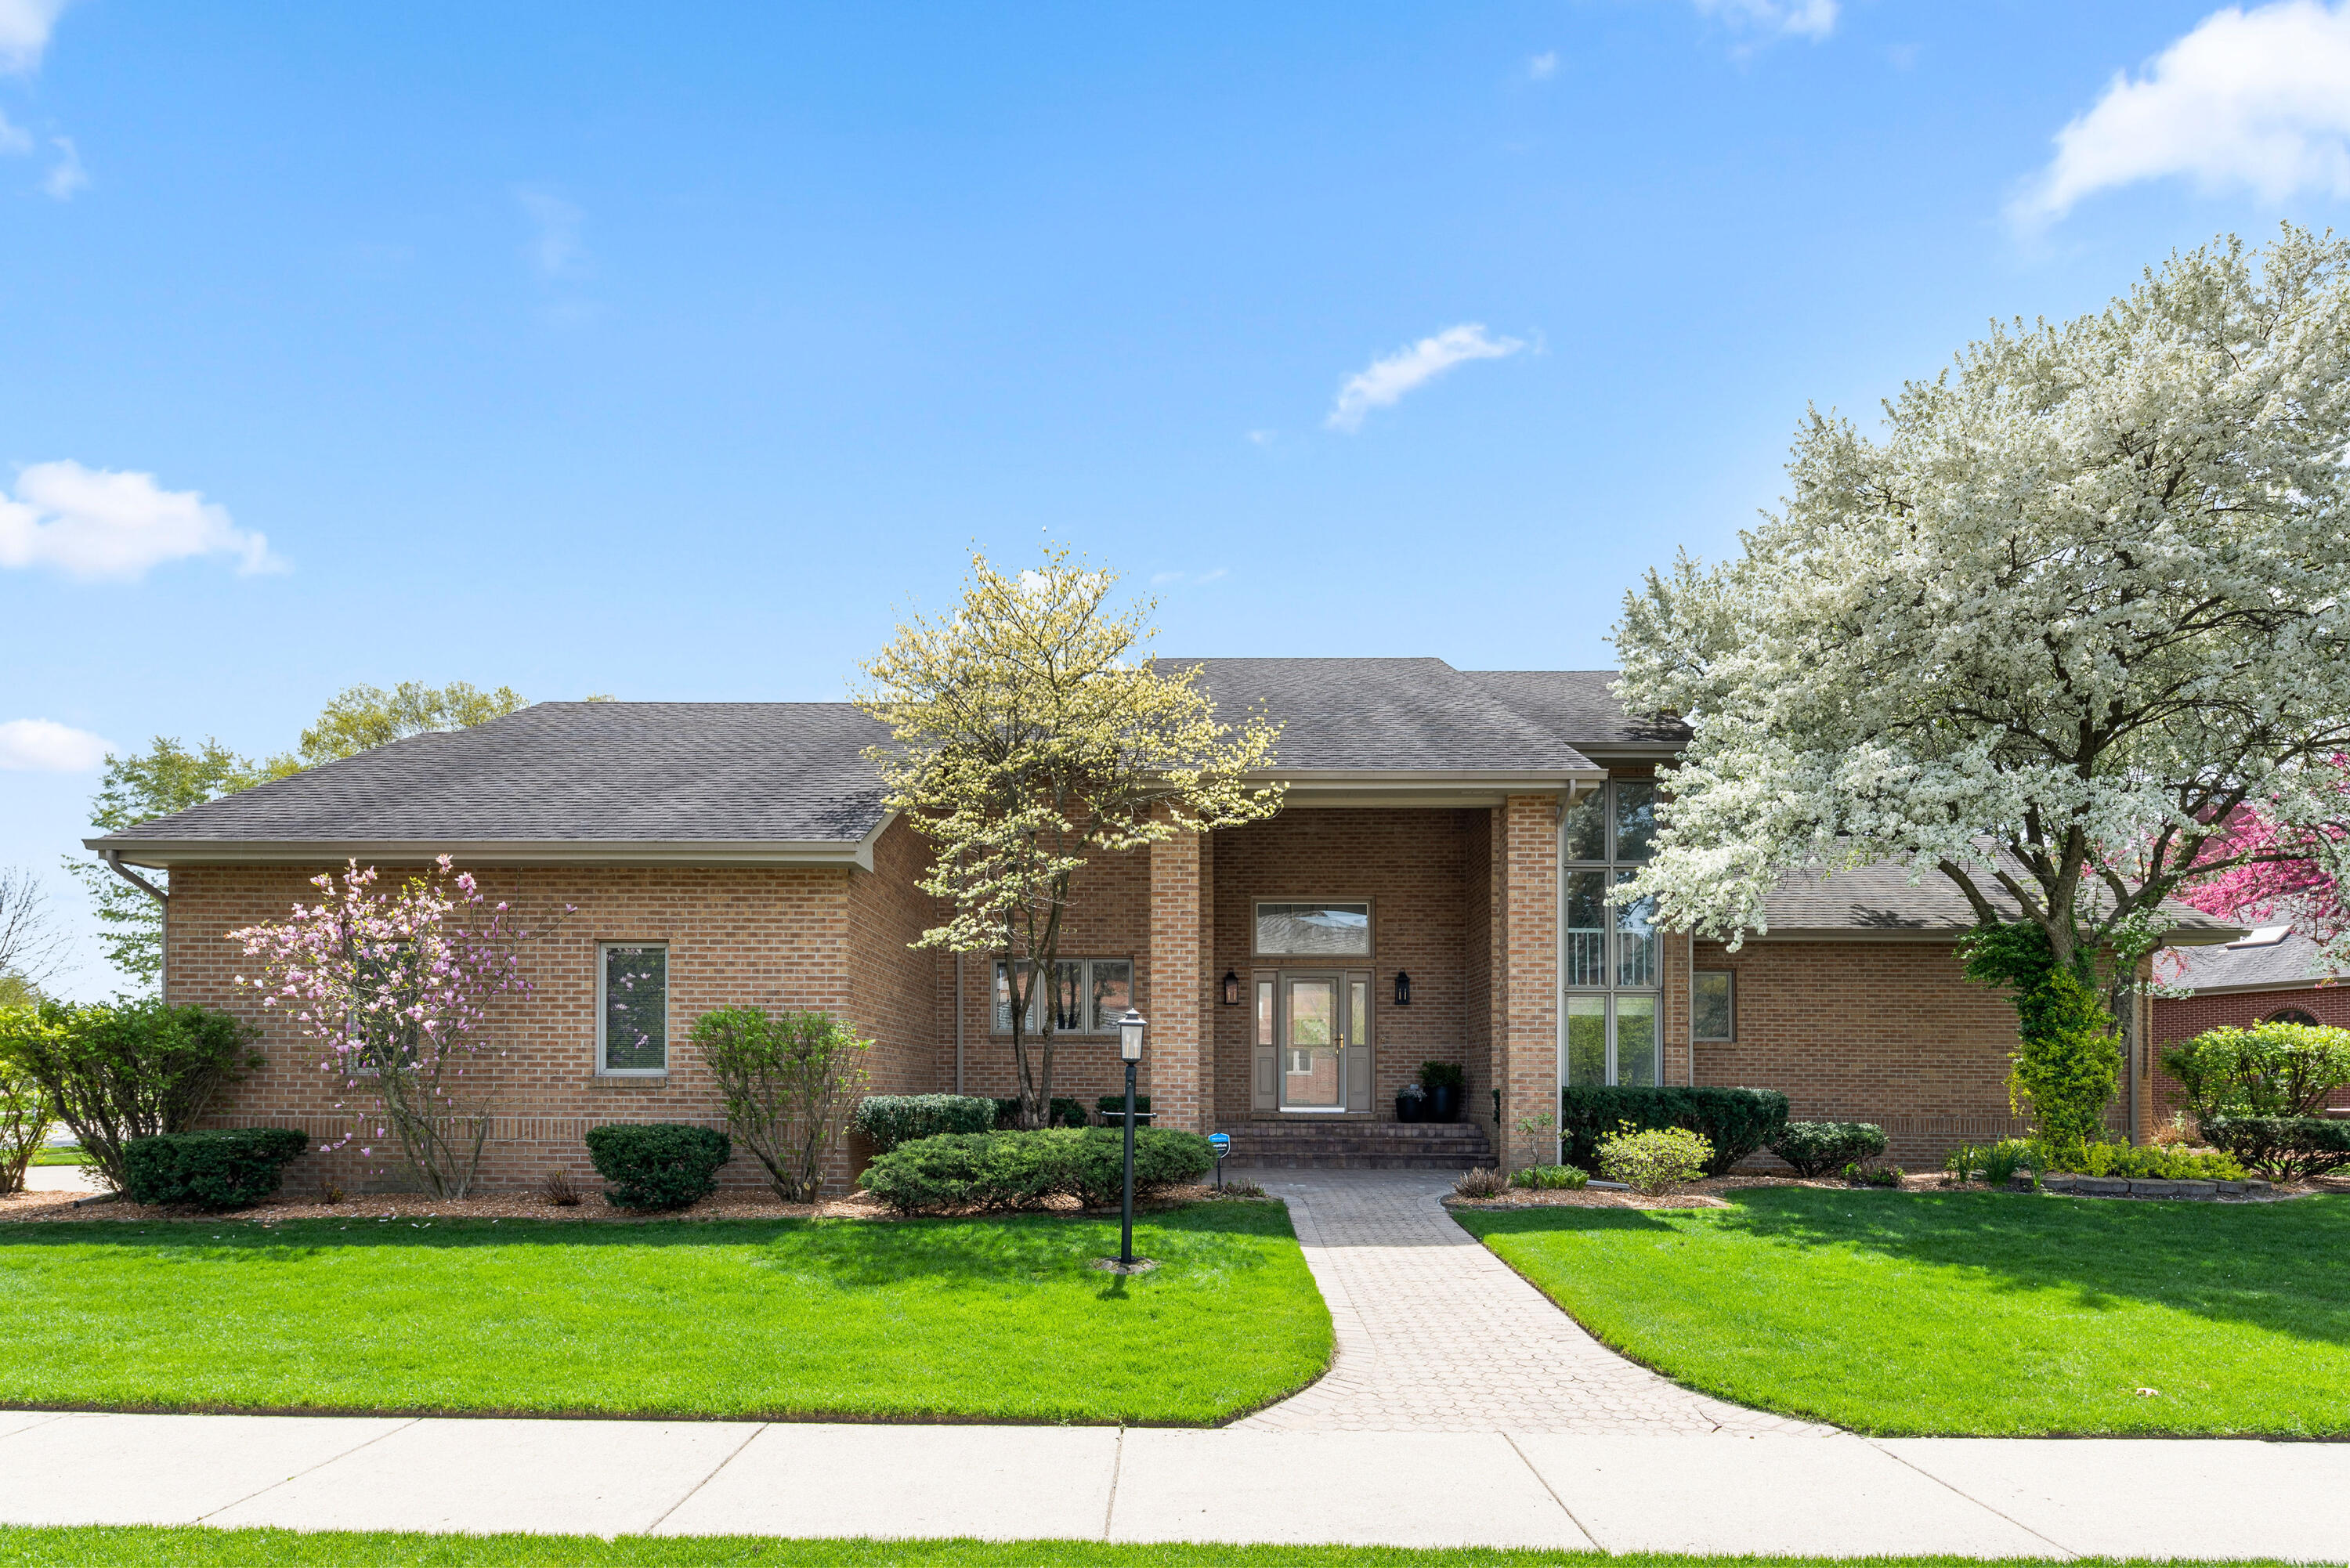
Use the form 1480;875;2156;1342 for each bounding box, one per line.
1235;1169;1835;1436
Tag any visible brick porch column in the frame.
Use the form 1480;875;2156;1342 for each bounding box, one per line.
1498;793;1560;1171
1148;829;1209;1133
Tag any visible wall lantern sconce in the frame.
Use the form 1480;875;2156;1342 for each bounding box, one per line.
1394;971;1412;1006
1221;969;1242;1006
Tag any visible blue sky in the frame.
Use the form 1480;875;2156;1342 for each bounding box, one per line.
9;0;2350;995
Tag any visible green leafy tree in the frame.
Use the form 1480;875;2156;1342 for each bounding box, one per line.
67;739;267;992
690;1006;873;1201
260;680;532;775
1959;923;2120;1156
0;999;262;1192
856;547;1283;1129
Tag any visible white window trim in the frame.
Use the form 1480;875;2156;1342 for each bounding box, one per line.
1693;969;1737;1043
1251;898;1376;960
991;956;1133;1038
597;941;670;1077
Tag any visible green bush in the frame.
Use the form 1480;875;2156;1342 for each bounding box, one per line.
0;999;262;1192
1510;1163;1588;1190
1844;1162;1900;1188
2162;1021;2350;1123
992;1096;1088;1129
857;1127;1213;1214
121;1127;307;1209
583;1123;732;1210
0;1053;52;1196
1418;1060;1466;1091
2059;1140;2247;1180
2202;1115;2350;1183
1769;1121;1888;1177
850;1093;998;1153
693;1008;870;1201
1095;1093;1152;1113
1596;1124;1713;1195
1560;1086;1788;1176
1945;1137;2040;1186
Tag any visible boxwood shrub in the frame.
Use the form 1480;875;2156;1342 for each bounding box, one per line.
851;1094;999;1153
992;1096;1089;1129
583;1122;732;1210
1559;1086;1789;1176
121;1127;307;1209
2202;1115;2350;1182
858;1127;1213;1214
1095;1093;1152;1114
1769;1121;1888;1178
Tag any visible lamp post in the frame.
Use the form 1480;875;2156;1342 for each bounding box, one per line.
1116;1006;1146;1267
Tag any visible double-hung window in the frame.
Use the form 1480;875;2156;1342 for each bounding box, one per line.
599;944;668;1075
993;957;1133;1035
1562;779;1661;1087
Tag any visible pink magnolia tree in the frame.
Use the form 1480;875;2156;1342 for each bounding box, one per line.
230;856;569;1198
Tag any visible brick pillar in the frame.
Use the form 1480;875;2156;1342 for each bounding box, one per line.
1499;793;1559;1171
1149;829;1209;1133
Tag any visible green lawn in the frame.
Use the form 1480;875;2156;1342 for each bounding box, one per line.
0;1531;2301;1568
1455;1188;2350;1436
27;1145;88;1166
0;1203;1327;1425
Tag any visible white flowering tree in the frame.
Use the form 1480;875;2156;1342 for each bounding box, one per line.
1615;226;2350;1135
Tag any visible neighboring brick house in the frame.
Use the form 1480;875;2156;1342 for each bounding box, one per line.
89;659;2240;1192
2152;927;2350;1124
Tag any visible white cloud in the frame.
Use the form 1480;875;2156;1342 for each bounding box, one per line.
0;461;284;581
0;0;68;75
1245;428;1276;446
0;718;110;771
1528;51;1559;80
1694;0;1838;42
2016;0;2350;226
517;186;585;278
1325;323;1526;433
40;132;82;198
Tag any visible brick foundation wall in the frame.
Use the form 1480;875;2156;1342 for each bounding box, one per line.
1689;937;2032;1165
168;851;938;1197
2151;984;2350;1123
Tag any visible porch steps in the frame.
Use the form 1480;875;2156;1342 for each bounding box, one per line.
1216;1120;1495;1171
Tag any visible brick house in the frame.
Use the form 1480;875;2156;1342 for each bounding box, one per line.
2152;926;2350;1124
90;659;2239;1192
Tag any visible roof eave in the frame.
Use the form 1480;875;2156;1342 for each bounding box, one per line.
85;826;891;874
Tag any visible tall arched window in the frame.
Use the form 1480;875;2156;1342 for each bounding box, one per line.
1561;779;1660;1087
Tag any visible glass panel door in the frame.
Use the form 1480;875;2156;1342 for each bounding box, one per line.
1281;974;1345;1110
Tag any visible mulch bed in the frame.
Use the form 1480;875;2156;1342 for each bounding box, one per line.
1447;1169;2350;1212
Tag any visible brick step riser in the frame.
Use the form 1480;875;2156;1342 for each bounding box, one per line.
1220;1139;1492;1155
1233;1154;1490;1170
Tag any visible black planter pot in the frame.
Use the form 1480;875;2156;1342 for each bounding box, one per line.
1426;1083;1462;1123
1394;1091;1426;1123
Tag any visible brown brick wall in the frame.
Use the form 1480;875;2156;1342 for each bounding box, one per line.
168;856;935;1196
1498;794;1558;1172
1689;937;2030;1165
848;818;947;1097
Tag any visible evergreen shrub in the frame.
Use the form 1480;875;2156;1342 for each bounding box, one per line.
121;1127;308;1209
1559;1086;1788;1176
1769;1121;1888;1177
2202;1115;2350;1182
583;1123;732;1210
857;1127;1213;1213
851;1094;999;1153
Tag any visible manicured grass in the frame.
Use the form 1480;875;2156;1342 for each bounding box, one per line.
1455;1188;2350;1436
0;1532;2301;1568
0;1203;1327;1425
27;1145;88;1166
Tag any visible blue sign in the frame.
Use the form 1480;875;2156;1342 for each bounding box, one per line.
1209;1133;1231;1155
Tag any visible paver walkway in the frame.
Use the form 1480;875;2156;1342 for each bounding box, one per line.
1235;1168;1831;1435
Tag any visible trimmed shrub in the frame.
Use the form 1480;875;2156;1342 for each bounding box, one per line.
121;1127;308;1209
851;1094;999;1154
584;1123;732;1210
856;1128;1213;1214
1597;1124;1712;1194
2059;1140;2247;1181
992;1096;1089;1129
1560;1086;1788;1176
1418;1060;1466;1091
2163;1022;2350;1123
1511;1164;1588;1190
2203;1115;2350;1183
1770;1122;1888;1178
0;999;262;1192
1095;1094;1153;1114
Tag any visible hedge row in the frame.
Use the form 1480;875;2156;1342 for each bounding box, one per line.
859;1128;1213;1213
1558;1086;1790;1176
851;1094;1000;1153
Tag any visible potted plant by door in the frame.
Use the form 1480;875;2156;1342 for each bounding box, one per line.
1419;1061;1465;1123
1395;1082;1427;1122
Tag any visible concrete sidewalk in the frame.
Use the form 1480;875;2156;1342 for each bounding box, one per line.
2;1410;2347;1557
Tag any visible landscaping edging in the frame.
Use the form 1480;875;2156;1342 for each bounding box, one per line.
2017;1174;2273;1201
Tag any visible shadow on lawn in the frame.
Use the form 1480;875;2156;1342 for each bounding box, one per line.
0;1202;1299;1294
1466;1189;2350;1345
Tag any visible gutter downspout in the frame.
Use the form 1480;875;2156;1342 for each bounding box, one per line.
955;952;966;1095
102;850;169;996
1687;930;1697;1089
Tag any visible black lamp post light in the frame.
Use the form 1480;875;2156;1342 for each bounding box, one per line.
1092;1006;1156;1274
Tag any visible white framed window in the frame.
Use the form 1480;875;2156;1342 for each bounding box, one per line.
598;944;668;1075
1561;779;1661;1086
1254;901;1372;958
1693;970;1735;1042
992;957;1133;1035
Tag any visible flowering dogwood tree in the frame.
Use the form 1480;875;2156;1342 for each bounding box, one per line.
230;857;569;1197
1614;226;2350;1131
2170;768;2350;970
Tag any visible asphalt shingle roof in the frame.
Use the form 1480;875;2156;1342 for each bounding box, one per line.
105;702;891;845
1466;670;1690;750
1753;858;2240;942
2168;927;2345;992
1165;658;1597;773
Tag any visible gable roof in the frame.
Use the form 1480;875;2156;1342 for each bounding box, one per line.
1466;670;1690;751
2166;927;2346;993
96;702;893;865
1166;658;1597;775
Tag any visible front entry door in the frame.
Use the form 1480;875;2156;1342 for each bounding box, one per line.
1272;970;1372;1113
